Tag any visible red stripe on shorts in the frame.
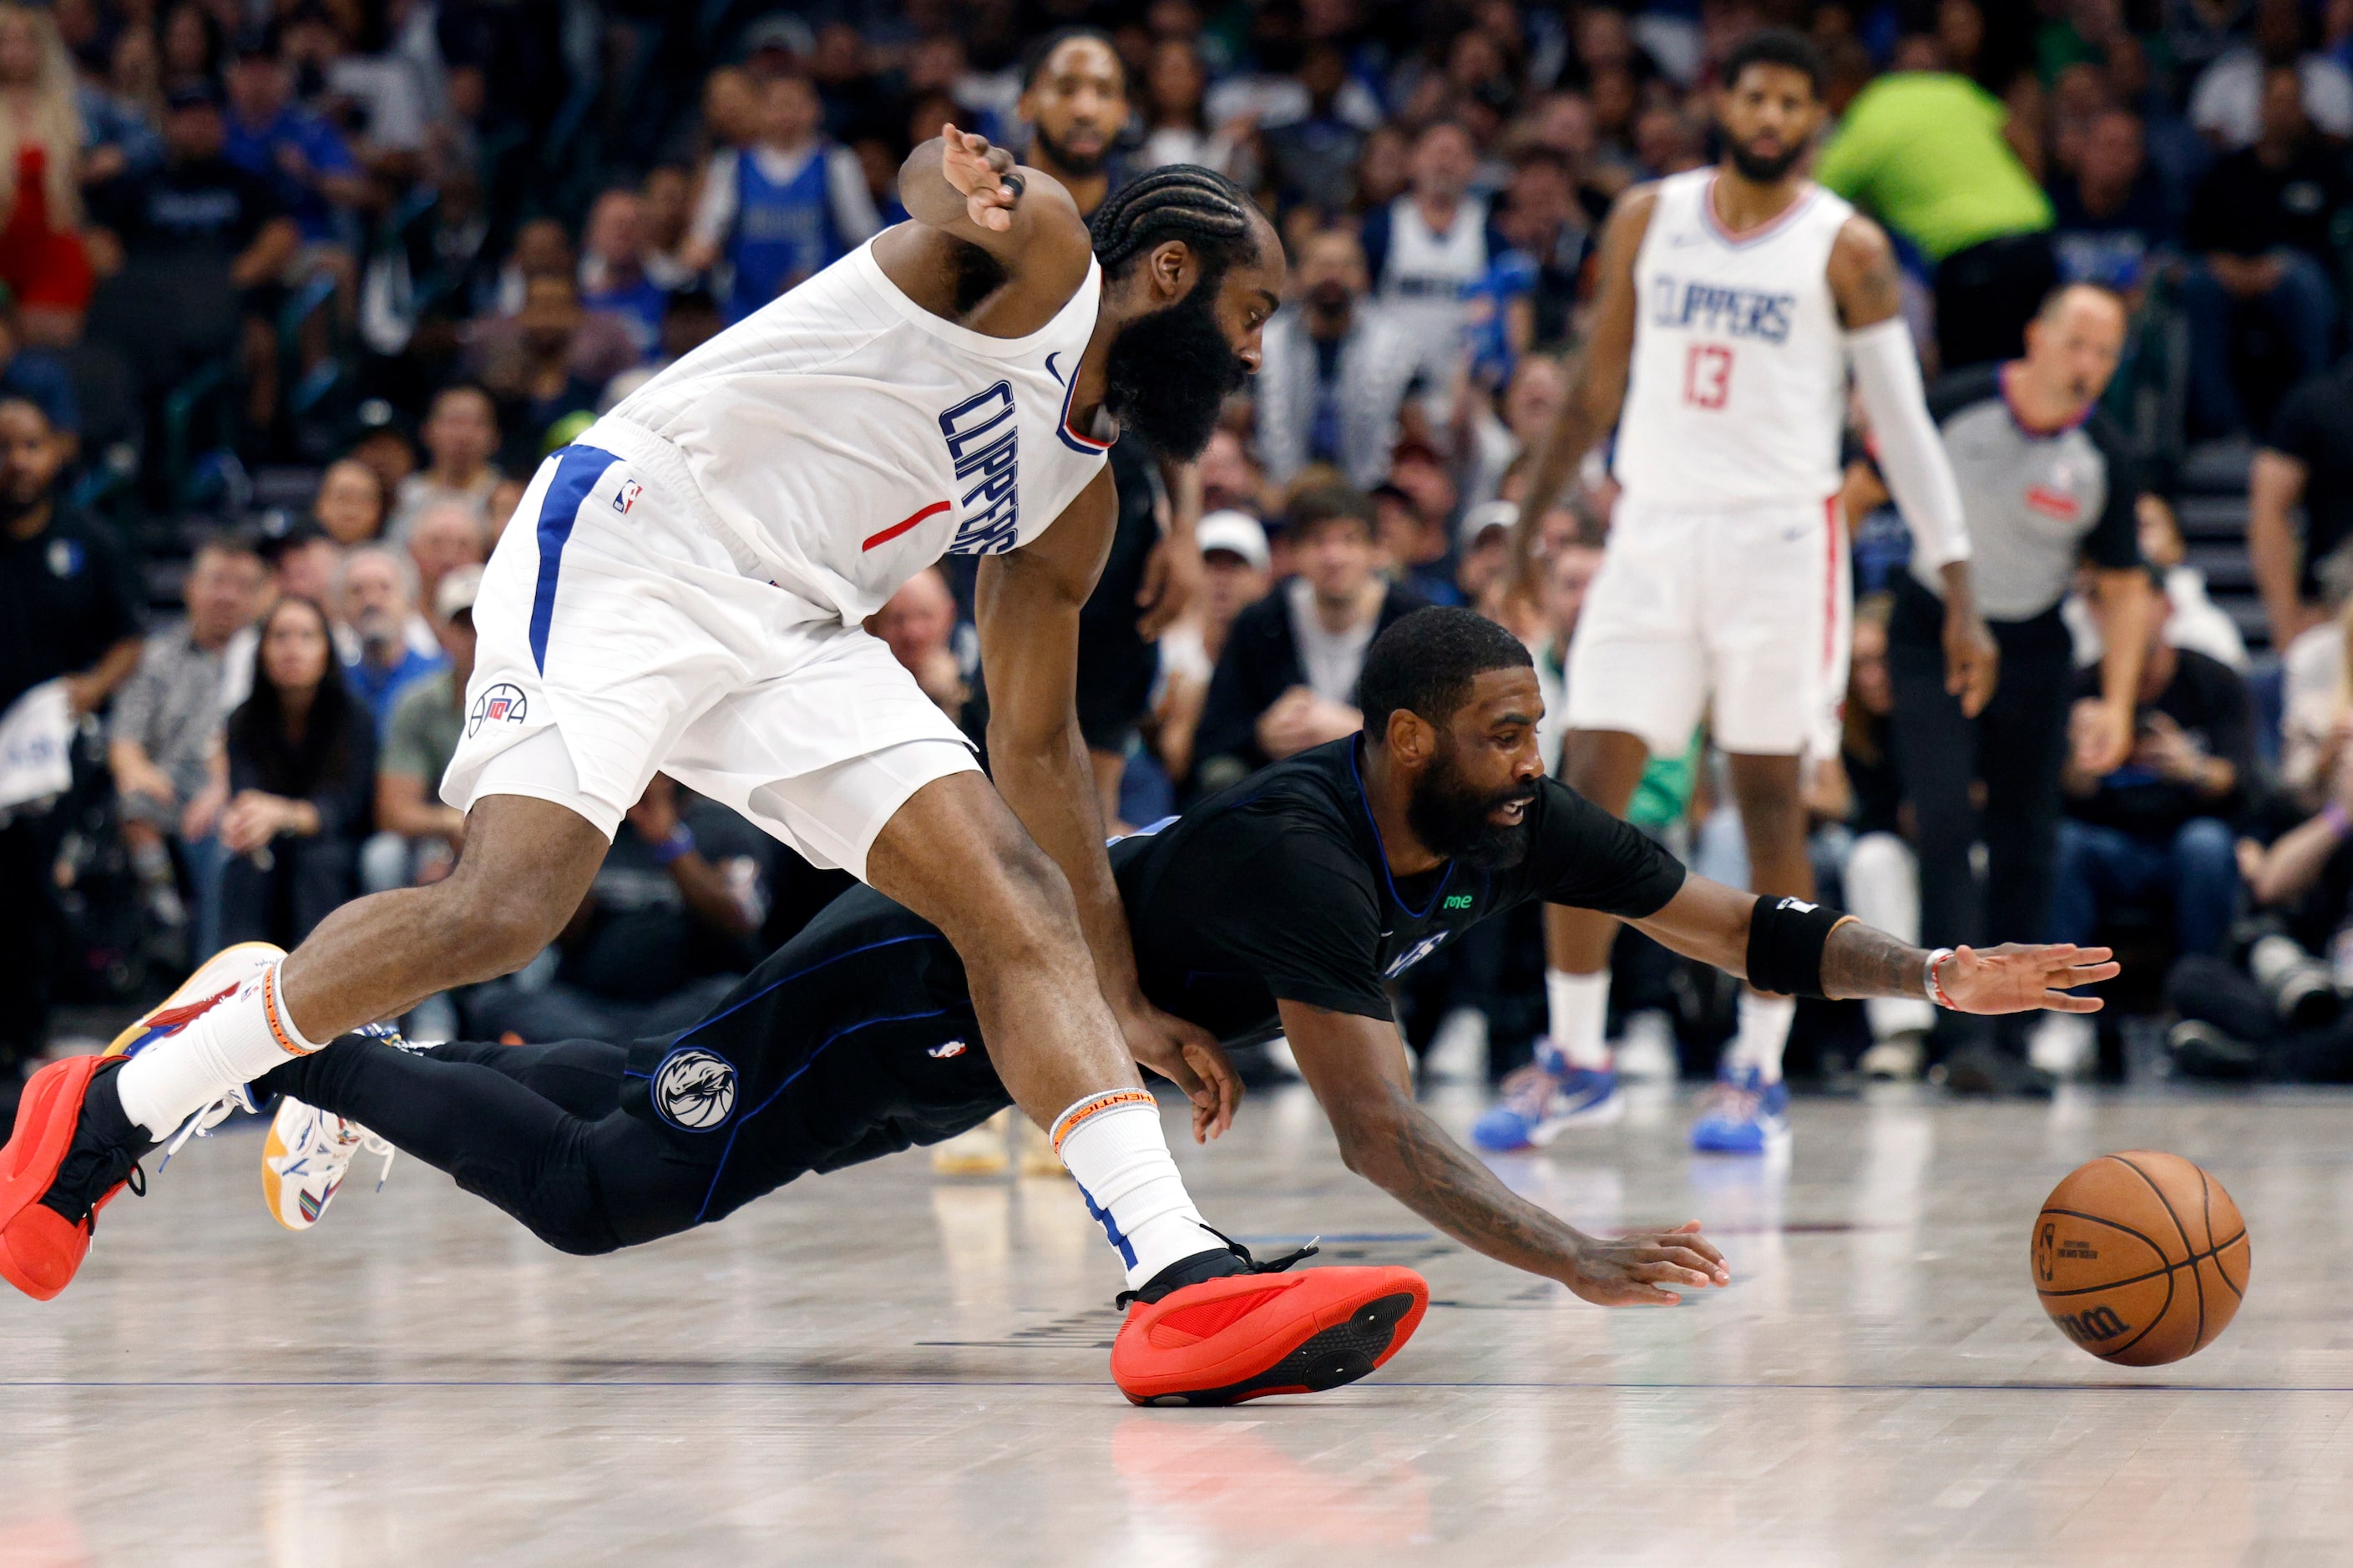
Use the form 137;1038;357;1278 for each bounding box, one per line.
863;501;949;552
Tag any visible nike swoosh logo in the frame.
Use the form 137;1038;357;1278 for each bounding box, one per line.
1045;352;1065;384
1670;233;1706;246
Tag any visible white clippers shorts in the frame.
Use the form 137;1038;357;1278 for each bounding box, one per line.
1563;493;1851;760
443;422;979;881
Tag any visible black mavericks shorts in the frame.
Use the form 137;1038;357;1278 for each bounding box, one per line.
617;883;1014;1225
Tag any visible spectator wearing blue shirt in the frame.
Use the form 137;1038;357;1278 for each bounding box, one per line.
579;186;668;362
681;69;878;322
336;542;443;732
221;30;365;252
0;286;78;442
2048;108;2174;292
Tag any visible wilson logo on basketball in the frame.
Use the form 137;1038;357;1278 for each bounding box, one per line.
2053;1305;2131;1345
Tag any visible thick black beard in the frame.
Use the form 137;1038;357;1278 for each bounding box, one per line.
1726;138;1804;184
1407;742;1536;871
1103;281;1249;461
1031;124;1106;177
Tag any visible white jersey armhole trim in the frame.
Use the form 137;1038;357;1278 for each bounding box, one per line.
846;241;1102;362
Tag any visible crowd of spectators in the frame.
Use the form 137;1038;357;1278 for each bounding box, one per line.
28;0;2353;1116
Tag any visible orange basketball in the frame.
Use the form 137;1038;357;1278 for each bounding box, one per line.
2032;1151;2249;1366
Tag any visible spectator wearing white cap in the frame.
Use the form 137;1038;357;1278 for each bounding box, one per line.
1153;511;1272;781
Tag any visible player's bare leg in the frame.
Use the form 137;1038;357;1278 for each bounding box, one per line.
1689;751;1811;1154
866;771;1426;1404
0;795;610;1298
1475;727;1649;1151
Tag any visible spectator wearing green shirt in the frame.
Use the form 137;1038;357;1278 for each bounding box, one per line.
1815;66;2057;370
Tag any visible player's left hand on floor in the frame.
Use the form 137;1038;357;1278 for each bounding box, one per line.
1937;943;2119;1015
1117;999;1242;1143
1566;1221;1731;1307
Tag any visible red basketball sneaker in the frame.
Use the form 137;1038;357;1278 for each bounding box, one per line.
0;942;280;1301
0;1055;149;1301
1109;1238;1429;1407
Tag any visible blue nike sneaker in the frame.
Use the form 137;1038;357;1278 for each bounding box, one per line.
1689;1066;1790;1155
1471;1044;1622;1151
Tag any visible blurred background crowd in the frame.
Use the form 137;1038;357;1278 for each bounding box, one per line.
19;0;2353;1124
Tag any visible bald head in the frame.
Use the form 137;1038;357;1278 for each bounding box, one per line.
2022;283;2128;418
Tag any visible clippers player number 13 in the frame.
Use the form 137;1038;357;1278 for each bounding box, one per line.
1495;28;1996;1156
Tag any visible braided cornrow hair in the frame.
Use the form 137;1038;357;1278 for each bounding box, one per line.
1089;164;1261;285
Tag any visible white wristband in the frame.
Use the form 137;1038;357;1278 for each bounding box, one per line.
1923;948;1958;1009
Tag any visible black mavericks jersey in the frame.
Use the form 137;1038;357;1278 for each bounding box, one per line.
1115;736;1688;1045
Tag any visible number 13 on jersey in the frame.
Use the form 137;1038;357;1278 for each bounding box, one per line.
1683;344;1733;409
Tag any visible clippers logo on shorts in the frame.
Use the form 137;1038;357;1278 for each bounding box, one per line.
651;1047;737;1130
1649;275;1797;343
938;382;1021;556
613;479;643;514
467;683;530;737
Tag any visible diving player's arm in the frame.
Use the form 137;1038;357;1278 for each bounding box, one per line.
1506;184;1656;596
976;469;1241;1142
1829;215;1998;716
1627;876;2119;1011
1278;997;1728;1306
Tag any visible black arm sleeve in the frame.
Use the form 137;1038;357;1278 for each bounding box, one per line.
1524;780;1688;918
2081;414;2143;570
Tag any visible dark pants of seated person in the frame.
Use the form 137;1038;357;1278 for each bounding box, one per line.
1934;230;2057;370
252;880;1010;1255
1887;587;2074;1060
465;972;742;1045
2163;953;2353;1081
2049;817;2238;959
2181;252;2339;436
217;836;357;950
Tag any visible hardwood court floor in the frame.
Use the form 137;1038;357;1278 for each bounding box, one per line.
1;1078;2346;1566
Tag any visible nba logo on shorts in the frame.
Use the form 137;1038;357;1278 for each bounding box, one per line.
652;1048;736;1130
467;683;530;737
613;479;643;514
928;1040;968;1060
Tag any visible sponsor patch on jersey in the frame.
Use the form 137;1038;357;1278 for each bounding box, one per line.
651;1047;737;1130
612;479;643;514
2025;485;2082;521
467;682;530;736
928;1040;969;1060
938;382;1022;555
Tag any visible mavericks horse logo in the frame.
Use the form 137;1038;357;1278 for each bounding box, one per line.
652;1048;737;1130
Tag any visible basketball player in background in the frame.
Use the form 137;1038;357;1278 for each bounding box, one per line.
0;139;1434;1409
1485;28;1996;1156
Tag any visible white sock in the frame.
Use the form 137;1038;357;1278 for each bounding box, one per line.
1723;990;1796;1085
1546;969;1612;1071
115;960;323;1140
1051;1090;1222;1290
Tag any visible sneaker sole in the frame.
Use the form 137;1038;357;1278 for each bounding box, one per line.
1530;1094;1626;1143
1116;1269;1430;1408
0;1055;108;1301
105;941;286;1060
1691;1121;1792;1156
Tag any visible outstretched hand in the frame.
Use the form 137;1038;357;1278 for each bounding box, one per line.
939;124;1022;231
1935;943;2118;1014
1565;1221;1730;1307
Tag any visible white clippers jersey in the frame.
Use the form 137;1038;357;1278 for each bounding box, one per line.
603;237;1110;623
1612;168;1855;508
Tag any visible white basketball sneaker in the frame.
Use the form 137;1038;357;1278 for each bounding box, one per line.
260;1022;410;1231
261;1103;392;1231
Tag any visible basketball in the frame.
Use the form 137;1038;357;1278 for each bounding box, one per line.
2032;1151;2250;1367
